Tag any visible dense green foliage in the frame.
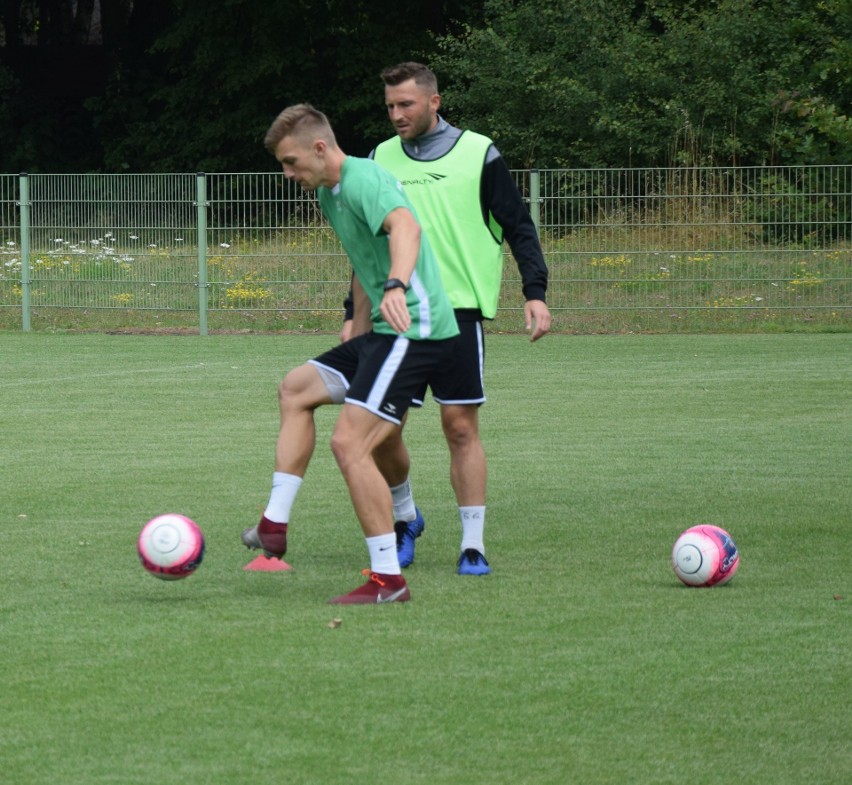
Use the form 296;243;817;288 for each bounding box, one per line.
434;0;852;167
0;0;850;171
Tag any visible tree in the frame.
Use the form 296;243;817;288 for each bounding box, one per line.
433;0;852;167
89;0;483;172
0;0;135;172
2;0;848;171
1;0;482;172
767;0;852;164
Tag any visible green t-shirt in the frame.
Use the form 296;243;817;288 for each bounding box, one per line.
317;157;458;341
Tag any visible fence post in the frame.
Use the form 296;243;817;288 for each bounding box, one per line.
195;172;208;336
529;168;541;236
19;173;31;332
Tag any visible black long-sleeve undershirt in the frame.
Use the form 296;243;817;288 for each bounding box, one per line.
481;154;548;304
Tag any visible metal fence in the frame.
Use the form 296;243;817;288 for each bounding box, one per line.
1;167;850;333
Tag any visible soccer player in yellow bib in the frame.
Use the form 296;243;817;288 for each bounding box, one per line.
342;63;551;575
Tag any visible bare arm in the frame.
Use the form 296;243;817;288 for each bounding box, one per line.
350;276;373;338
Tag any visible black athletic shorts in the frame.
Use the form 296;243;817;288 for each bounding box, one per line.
309;332;457;425
419;318;486;406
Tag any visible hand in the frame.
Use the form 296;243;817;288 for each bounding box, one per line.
380;288;411;334
525;299;551;342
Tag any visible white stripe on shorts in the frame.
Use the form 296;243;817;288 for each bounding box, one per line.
475;320;484;387
365;335;410;415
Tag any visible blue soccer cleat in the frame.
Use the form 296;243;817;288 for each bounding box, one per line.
394;508;425;568
457;548;491;576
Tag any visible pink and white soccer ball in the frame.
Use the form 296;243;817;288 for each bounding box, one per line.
671;524;740;587
138;514;205;581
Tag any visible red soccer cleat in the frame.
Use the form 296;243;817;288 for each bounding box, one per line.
328;570;411;605
241;515;288;559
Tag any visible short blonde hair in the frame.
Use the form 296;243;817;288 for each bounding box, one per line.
263;103;337;155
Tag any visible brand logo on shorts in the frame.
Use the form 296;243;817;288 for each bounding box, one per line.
383;402;397;415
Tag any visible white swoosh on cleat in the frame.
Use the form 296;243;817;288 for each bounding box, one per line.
377;588;408;603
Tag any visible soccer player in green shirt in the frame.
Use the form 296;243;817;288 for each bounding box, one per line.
242;103;458;604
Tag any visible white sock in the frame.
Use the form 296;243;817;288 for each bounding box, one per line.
389;478;417;523
263;472;303;523
367;533;401;575
459;506;486;554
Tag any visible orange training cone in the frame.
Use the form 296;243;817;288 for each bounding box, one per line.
244;555;292;571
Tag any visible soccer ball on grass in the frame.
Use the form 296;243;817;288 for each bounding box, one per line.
138;513;205;581
671;524;739;587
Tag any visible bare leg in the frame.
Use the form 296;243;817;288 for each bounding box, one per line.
274;363;333;476
326;402;412;604
242;363;336;558
330;404;399;538
371;421;410;488
440;403;486;506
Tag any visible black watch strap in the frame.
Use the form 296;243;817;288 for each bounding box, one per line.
383;278;409;293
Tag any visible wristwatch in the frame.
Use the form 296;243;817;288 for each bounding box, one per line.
383;278;409;293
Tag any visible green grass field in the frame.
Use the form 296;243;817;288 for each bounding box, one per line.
1;332;850;785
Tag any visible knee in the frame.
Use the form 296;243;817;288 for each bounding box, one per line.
330;429;356;474
278;365;316;412
442;408;479;449
278;371;296;403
